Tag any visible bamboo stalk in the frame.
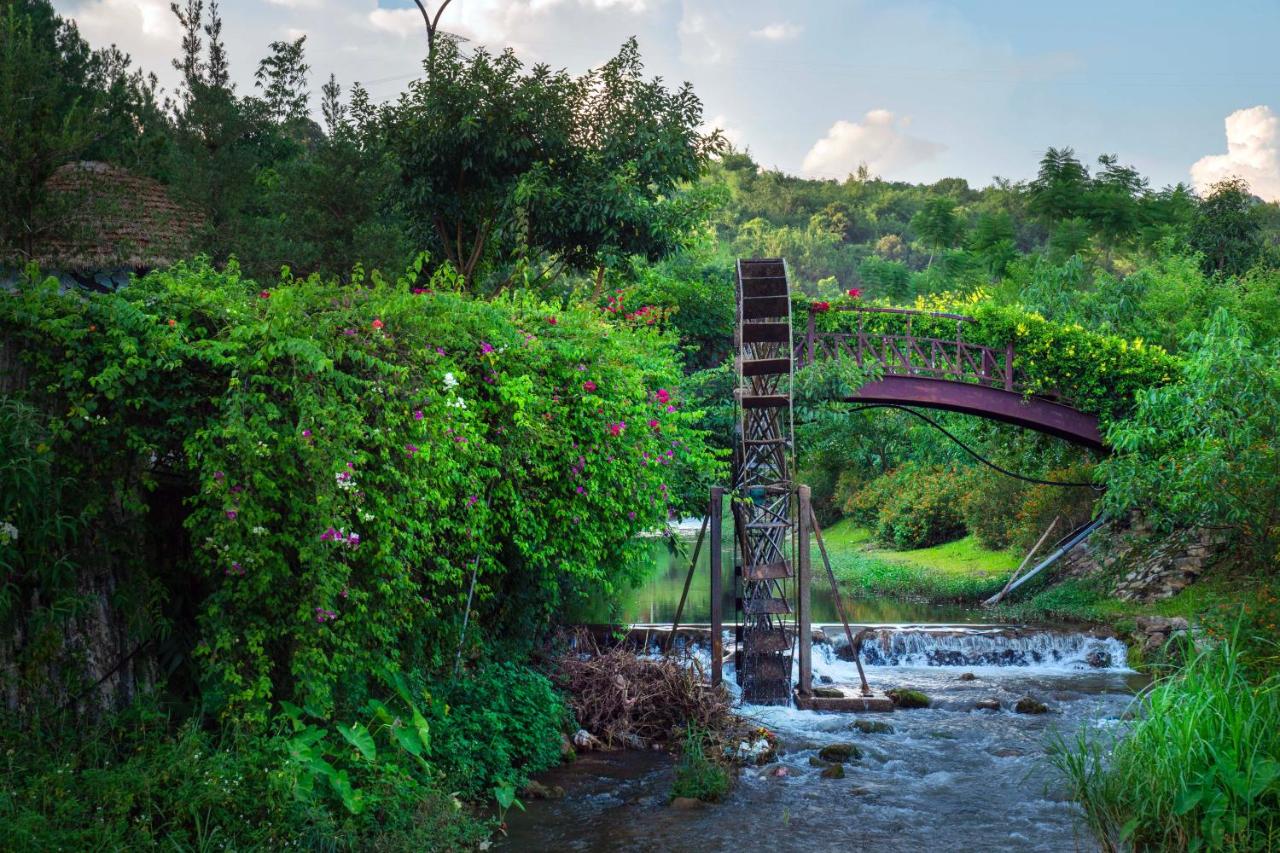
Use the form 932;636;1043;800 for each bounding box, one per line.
984;516;1059;607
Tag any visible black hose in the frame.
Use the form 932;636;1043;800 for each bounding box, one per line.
846;403;1103;490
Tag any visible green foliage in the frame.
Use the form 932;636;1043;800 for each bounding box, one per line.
670;727;731;803
1190;177;1265;277
1049;633;1280;852
388;37;720;287
0;259;716;722
1103;310;1280;565
845;466;967;550
423;663;570;799
0;705;488;850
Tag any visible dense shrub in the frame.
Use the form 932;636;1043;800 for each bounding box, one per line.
1009;465;1101;555
845;467;967;550
425;663;570;799
0;259;717;724
0;707;488;850
960;470;1029;550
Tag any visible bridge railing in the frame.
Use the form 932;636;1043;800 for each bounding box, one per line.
796;305;1027;393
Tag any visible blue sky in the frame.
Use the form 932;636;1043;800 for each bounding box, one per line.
56;0;1280;198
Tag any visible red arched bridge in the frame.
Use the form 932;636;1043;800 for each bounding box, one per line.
793;305;1105;451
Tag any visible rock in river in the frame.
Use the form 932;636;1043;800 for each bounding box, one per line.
974;698;1001;712
818;743;863;763
1014;696;1049;714
887;688;930;709
820;764;846;780
851;719;895;735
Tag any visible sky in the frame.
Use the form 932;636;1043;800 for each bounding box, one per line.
54;0;1280;200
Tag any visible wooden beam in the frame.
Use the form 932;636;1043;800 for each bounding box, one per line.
665;514;710;653
797;485;813;698
810;506;871;695
709;486;724;688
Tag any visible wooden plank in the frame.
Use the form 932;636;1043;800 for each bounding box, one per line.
741;277;788;298
743;597;790;615
741;394;790;409
741;357;791;376
741;560;791;580
741;322;790;343
741;295;790;319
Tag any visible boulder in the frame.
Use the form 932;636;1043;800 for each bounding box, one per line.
808;756;829;768
812;686;845;698
851;719;894;735
957;672;977;682
572;729;602;750
974;698;1001;712
818;674;834;684
1084;648;1112;668
818;743;862;763
670;797;704;810
1014;696;1049;714
522;780;565;800
820;763;845;780
886;688;930;709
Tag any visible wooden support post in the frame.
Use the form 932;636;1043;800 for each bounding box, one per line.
709;486;724;688
805;307;815;367
797;485;813;697
810;506;871;696
665;514;710;653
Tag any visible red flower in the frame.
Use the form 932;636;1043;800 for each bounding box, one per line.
372;318;385;330
847;288;862;299
655;388;671;404
547;316;558;325
259;290;271;299
813;301;830;313
168;318;177;327
583;380;598;392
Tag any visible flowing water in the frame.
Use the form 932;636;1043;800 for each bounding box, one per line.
509;528;1140;852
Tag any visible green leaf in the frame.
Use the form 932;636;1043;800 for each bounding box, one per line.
337;721;376;761
393;723;424;757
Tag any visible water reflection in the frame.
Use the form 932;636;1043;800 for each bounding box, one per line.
576;526;992;626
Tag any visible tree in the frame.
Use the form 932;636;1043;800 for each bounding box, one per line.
910;196;962;266
1029;147;1089;225
968;210;1017;276
1104;309;1280;565
387;38;719;290
1189;177;1263;276
255;36;310;125
0;0;96;260
1088;153;1146;250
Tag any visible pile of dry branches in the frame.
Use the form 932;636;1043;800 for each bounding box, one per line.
555;635;733;748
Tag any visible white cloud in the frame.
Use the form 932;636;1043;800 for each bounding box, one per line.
1190;105;1280;202
367;7;420;38
678;7;729;65
265;0;323;8
70;0;178;42
749;21;801;41
702;113;743;148
801;110;945;179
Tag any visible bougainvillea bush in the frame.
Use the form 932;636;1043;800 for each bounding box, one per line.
0;257;717;726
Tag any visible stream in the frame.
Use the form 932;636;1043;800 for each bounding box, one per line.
508;527;1140;851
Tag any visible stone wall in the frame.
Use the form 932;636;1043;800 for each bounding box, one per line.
1049;514;1229;603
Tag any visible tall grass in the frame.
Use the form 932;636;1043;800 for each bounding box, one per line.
1049;633;1280;851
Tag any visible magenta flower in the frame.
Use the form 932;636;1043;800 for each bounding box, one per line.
213;471;225;481
627;511;636;520
405;443;419;457
320;527;339;542
436;347;446;356
576;485;586;494
480;341;495;355
648;419;659;429
302;429;312;438
413;410;424;421
655;388;671;404
666;405;676;413
609;421;625;436
225;510;237;520
583;380;597;392
467;494;479;507
348;532;360;548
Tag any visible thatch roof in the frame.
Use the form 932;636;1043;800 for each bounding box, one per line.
31;161;204;272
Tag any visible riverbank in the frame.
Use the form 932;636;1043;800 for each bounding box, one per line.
820;520;1254;635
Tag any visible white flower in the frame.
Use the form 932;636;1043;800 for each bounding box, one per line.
0;521;18;544
251;526;267;536
447;396;467;409
442;371;458;390
359;510;376;522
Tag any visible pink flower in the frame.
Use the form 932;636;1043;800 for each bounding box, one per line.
413;410;424;421
320;527;339;541
583;380;598;392
847;288;862;299
547;316;558;325
480;341;495;355
213;471;225;481
405;443;419;457
225;510;237;520
302;429;312;438
813;301;831;313
666;405;676;413
348;532;360;548
436;347;446;356
627;511;636;520
655;388;670;404
609;421;625;436
411;288;429;295
576;485;586;494
372;318;385;330
648;419;659;429
258;290;271;299
467;494;479;507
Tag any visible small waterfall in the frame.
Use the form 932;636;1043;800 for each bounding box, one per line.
826;626;1128;670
